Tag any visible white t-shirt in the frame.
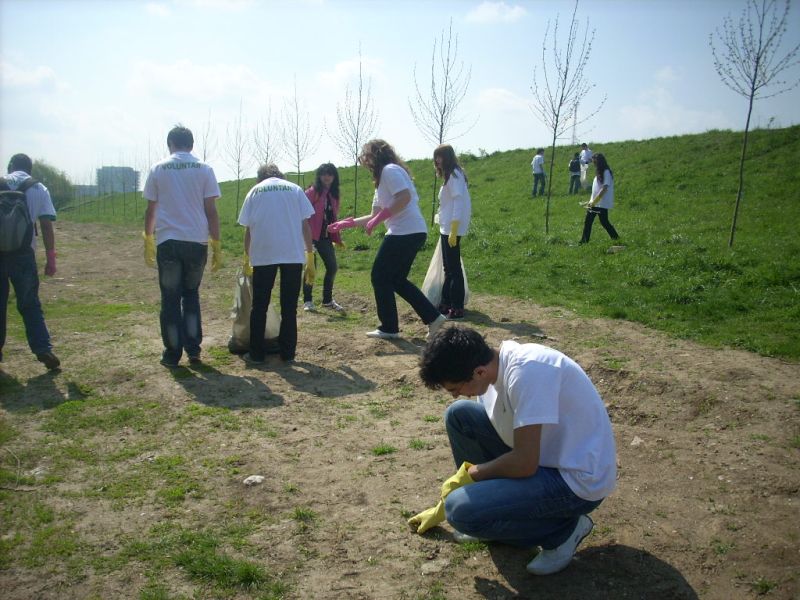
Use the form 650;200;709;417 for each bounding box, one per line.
592;169;614;209
531;154;545;175
238;177;314;266
580;148;593;165
437;169;471;236
371;164;427;236
143;151;220;245
5;171;56;251
478;341;617;501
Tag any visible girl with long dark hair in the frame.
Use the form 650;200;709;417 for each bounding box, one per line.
580;153;620;244
328;139;446;340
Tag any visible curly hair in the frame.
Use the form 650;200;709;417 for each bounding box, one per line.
257;163;284;182
358;139;411;186
419;327;494;389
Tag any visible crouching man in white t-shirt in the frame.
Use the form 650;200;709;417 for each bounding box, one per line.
237;164;314;364
418;326;617;575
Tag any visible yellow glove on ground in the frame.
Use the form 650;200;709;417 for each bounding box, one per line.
408;501;445;534
210;239;222;272
143;232;156;268
440;462;474;498
304;251;316;285
448;220;460;248
242;253;253;277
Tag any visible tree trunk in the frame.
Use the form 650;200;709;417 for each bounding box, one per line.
729;91;755;248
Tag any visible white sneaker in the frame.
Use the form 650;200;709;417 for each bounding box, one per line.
526;515;593;576
322;300;345;312
426;314;447;341
303;301;316;312
365;329;400;340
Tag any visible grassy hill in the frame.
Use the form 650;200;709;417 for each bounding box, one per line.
62;126;800;359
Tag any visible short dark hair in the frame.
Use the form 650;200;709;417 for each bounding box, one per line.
537;148;544;154
419;326;494;389
257;163;284;182
167;124;193;151
8;153;33;175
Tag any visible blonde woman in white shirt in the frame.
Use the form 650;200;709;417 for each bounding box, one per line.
434;144;471;320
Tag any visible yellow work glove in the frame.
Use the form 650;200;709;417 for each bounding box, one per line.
333;241;347;250
143;232;156;268
408;501;445;534
242;253;253;277
304;251;316;285
448;220;460;248
407;462;474;535
210;239;222;272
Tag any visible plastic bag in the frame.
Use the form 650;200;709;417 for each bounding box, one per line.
580;163;589;188
228;267;280;354
421;241;470;308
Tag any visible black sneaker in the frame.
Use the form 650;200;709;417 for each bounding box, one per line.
188;354;202;365
160;356;180;368
446;309;465;321
243;352;265;365
36;351;61;370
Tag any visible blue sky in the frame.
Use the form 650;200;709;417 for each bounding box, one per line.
1;0;799;185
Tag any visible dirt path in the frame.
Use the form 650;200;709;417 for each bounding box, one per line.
1;221;798;599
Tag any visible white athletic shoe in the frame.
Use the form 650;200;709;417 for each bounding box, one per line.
426;314;447;341
365;329;400;340
322;300;345;312
303;301;316;312
526;515;594;576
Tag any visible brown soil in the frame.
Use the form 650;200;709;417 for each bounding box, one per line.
1;221;798;599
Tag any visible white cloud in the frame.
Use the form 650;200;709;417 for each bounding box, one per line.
316;55;384;90
145;3;171;17
1;60;59;91
174;0;255;9
477;87;528;112
466;2;527;24
655;65;679;84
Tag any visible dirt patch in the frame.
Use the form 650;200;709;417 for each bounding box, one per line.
1;221;798;599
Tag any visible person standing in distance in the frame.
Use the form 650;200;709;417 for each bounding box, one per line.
143;124;222;368
0;153;60;370
579;153;620;244
531;148;545;197
238;164;315;364
579;143;594;190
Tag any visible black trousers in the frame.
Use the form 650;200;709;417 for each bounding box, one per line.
250;263;302;361
440;234;465;310
303;237;337;303
580;207;619;243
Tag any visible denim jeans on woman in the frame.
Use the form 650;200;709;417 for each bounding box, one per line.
0;247;52;355
443;400;602;549
156;240;207;363
371;233;440;334
303;237;337;304
439;234;465;311
250;263;302;361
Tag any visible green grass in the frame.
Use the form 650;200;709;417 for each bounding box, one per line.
61;126;800;359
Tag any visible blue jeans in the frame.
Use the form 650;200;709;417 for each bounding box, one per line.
569;174;581;194
0;248;52;355
532;173;545;196
371;233;439;334
250;263;302;361
443;400;602;549
156;240;207;362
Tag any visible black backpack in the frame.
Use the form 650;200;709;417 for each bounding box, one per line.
569;158;580;173
0;177;38;254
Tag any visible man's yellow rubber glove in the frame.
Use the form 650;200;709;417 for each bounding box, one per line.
448;220;460;248
210;239;222;272
408;462;474;535
408;500;445;534
304;251;316;285
143;233;156;268
242;253;253;277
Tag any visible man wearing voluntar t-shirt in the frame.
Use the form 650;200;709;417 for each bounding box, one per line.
143;125;221;368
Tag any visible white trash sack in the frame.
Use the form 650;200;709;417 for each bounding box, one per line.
421;240;470;309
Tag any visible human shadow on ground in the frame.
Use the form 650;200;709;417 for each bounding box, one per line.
269;360;376;398
462;309;549;341
0;370;74;413
475;543;698;600
168;363;284;410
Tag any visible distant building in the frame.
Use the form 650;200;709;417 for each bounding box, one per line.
96;166;140;194
73;184;99;197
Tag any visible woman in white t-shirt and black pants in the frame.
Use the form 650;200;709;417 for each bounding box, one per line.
579;153;620;244
434;144;471;320
328;139;446;340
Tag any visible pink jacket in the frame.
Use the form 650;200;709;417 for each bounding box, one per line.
305;186;342;244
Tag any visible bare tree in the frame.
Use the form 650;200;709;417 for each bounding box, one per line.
409;19;476;224
223;100;252;217
252;99;282;167
280;77;320;187
198;109;217;163
530;0;605;234
329;47;379;216
710;0;799;247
